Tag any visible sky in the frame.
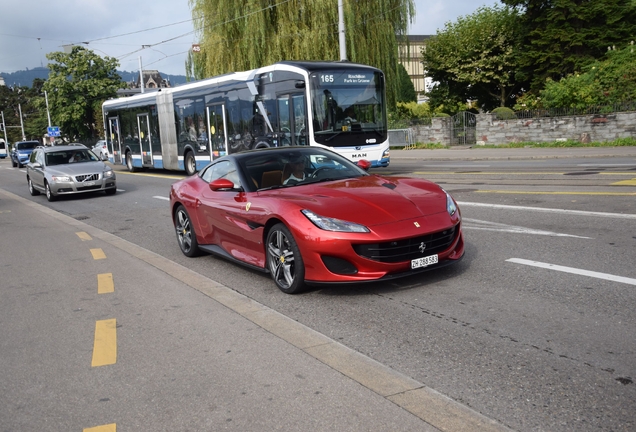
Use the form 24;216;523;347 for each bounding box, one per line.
0;0;500;77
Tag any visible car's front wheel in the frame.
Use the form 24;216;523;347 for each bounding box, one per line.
174;205;201;257
266;223;306;294
28;178;40;196
45;182;56;202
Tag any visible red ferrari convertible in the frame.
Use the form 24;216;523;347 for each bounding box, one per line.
170;146;464;294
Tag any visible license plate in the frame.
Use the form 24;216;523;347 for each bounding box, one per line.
83;181;95;186
411;254;438;269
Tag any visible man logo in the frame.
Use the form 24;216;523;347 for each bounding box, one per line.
419;242;426;254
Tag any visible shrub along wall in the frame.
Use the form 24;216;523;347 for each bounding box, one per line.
409;112;636;145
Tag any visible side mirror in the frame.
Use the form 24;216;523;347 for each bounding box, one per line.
209;178;235;191
356;159;371;171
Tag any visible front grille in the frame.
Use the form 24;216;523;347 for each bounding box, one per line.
353;225;458;263
75;173;100;182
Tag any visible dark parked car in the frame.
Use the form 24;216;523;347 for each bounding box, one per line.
10;140;39;167
26;144;117;201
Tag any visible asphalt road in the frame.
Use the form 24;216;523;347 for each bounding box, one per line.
1;147;635;431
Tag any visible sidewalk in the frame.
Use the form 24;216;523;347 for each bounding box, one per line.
0;188;512;432
390;145;636;161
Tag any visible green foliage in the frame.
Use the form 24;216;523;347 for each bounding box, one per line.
491;107;516;119
422;5;520;111
0;82;47;142
188;0;414;108
396;64;417;103
537;42;636;109
43;46;122;140
501;0;636;93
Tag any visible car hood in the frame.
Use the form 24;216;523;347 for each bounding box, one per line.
46;162;108;175
259;175;450;226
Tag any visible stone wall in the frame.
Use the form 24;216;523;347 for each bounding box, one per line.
408;112;636;146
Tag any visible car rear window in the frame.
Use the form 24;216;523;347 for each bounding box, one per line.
17;142;38;150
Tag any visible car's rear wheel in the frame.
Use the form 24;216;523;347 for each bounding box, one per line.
28;178;40;196
45;182;56;202
266;223;306;294
175;205;201;257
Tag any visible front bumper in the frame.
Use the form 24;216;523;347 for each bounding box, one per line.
49;174;116;195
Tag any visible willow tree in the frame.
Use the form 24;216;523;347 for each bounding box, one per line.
187;0;415;107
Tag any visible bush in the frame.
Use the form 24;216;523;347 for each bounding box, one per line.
491;107;516;119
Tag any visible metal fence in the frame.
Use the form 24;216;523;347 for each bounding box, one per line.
388;129;414;149
498;101;636;120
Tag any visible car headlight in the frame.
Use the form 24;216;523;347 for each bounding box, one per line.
52;175;72;182
104;169;114;178
445;190;458;217
301;209;370;233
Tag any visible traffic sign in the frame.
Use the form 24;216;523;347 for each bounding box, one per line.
47;126;60;137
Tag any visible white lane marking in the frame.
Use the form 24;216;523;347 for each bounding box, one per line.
421;164;491;168
153;195;170;201
458;202;636;220
462;218;592;239
507;258;636;286
577;163;636;167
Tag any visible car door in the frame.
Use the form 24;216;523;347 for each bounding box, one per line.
28;149;45;190
195;160;255;262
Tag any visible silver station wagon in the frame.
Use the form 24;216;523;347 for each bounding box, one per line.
26;144;117;201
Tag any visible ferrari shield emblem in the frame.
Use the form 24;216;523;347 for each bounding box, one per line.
246;202;251;211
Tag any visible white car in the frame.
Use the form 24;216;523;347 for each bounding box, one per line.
92;140;110;161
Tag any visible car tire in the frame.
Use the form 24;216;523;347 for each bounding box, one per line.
17;162;23;168
105;188;117;196
11;159;17;167
28;178;40;196
174;205;201;257
45;182;56;202
266;223;306;294
184;151;197;176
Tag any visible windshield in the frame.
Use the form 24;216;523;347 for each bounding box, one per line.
46;150;99;166
240;148;369;191
310;69;386;147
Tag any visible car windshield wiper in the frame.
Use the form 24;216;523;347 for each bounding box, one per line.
259;184;292;191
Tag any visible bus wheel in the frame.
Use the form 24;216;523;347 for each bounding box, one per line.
254;141;270;149
184;151;197;176
126;151;137;172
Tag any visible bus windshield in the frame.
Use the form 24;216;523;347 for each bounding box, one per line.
309;69;386;148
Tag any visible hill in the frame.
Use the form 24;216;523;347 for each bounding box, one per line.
0;67;188;88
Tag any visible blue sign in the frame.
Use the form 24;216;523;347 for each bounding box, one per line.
47;126;60;137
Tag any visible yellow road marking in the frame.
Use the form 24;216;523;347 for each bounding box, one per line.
76;232;92;241
92;319;117;367
612;179;636;186
0;210;11;213
98;273;114;294
84;424;116;432
90;248;107;260
476;190;636;196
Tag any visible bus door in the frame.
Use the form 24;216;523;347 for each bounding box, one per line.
207;104;227;160
137;114;153;166
108;117;122;164
277;93;306;146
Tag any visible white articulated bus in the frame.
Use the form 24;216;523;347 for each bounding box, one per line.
102;60;389;176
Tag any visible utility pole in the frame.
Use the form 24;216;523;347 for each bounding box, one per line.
44;90;51;127
1;111;8;144
139;56;145;94
338;0;347;61
18;104;25;140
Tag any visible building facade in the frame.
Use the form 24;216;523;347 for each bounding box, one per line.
398;35;433;103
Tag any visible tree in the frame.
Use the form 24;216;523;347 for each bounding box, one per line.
396;63;417;103
0;82;45;143
43;46;123;140
501;0;636;93
422;5;521;112
188;0;415;108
